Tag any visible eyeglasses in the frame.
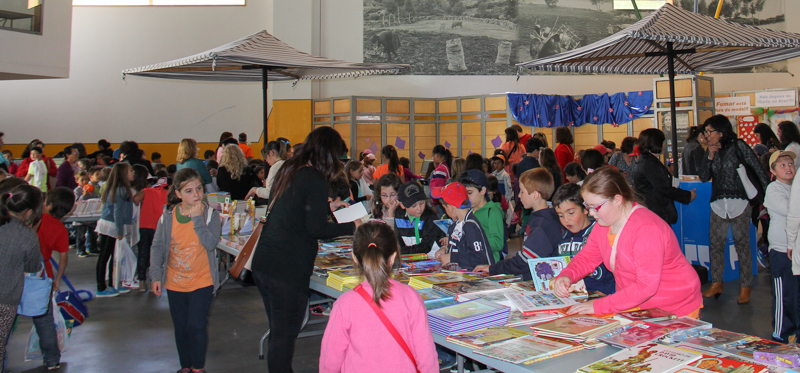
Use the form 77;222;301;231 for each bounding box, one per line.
583;198;610;213
704;129;717;136
380;193;398;199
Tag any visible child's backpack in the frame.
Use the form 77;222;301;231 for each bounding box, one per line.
51;259;92;326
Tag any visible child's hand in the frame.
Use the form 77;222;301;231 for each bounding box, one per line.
438;253;451;266
473;265;490;274
244;187;258;201
188;203;204;217
365;194;372;201
438;237;448;248
566;300;595;315
552;275;572;298
151;281;162;296
385;199;398;218
435;247;447;261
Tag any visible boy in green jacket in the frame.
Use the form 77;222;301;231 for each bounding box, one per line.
460;169;506;262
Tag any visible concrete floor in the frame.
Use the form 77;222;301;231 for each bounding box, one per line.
4;241;776;373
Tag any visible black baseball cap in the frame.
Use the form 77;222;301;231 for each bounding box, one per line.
398;181;427;207
460;169;489;190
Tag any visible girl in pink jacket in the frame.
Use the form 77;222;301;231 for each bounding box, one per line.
320;222;438;373
554;167;702;318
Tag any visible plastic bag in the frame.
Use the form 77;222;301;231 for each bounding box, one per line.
115;238;138;288
25;295;71;361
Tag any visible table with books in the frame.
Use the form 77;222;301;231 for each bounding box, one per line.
62;199;103;223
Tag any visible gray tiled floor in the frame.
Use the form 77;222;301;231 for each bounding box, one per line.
4;243;777;373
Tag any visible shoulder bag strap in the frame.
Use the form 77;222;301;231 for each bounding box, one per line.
228;220;264;279
354;284;420;373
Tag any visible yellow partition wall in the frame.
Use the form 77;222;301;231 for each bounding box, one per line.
574;125;598;154
462;122;482;156
414;123;437;174
356;123;382;156
632;117;654;136
439;122;459;157
486;121;507;156
387;123;410;161
601;123;628;148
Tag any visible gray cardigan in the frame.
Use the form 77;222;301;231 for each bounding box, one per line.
0;218;43;305
149;203;222;293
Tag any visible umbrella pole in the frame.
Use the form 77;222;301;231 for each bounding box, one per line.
667;42;679;177
262;67;269;147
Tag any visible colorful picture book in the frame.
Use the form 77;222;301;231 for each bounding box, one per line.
445;326;531;349
530;315;620;342
577;342;702;373
720;337;785;360
598;321;675;348
617;308;677;322
408;273;480;289
314;253;353;270
432;279;505;298
678;328;749;348
416;288;450;302
433;219;453;234
526;256;571;291
653;317;713;343
474;335;575;364
504;291;578;316
753;344;800;368
664;355;770;373
427;298;510;336
424;297;458;311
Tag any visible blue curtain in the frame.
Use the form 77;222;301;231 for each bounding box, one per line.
508;91;653;128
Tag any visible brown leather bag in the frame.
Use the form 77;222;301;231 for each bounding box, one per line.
228;219;264;281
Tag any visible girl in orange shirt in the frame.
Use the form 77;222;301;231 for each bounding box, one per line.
150;168;221;373
372;145;405;181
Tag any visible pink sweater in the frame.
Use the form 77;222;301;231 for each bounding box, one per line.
558;206;702;317
320;280;438;373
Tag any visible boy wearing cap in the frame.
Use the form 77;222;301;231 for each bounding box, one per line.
491;155;513;203
433;182;495;270
460;169;506;262
475;168;562;281
764;150;798;343
395;181;446;255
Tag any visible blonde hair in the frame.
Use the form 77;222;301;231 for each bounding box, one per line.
220;144;248;180
176;138;198;164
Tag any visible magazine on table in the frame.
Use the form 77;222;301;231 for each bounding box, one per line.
598;321;675;348
445;326;532;349
474;335;575;364
576;342;702;373
663;355;770;373
504;290;577;315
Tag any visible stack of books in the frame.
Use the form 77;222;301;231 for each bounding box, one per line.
427;298;510;336
314;253;353;271
326;268;362;291
408;273;479;290
598;321;676;348
318;240;353;253
416;288;451;302
506;310;565;327
445;326;531;349
530;315;620;343
473;335;577;364
615;308;676;323
432;279;505;299
664;355;769;373
504;291;578;315
577;342;701;373
652;317;712;343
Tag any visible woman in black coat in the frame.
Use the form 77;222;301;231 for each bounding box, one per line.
632;128;696;225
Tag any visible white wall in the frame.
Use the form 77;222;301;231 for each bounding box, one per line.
0;0;72;79
0;2;272;144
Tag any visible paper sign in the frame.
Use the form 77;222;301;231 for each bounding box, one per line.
491;135;503;148
418;151;426;159
770;113;793;129
367;142;379;156
756;90;796;107
715;96;751;116
395;136;406;150
444;140;452;148
737;116;759;147
333;202;369;223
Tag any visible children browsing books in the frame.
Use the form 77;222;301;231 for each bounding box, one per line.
394;181;445;255
552;183;615;295
149;168;221;373
474;168;562;280
320;222;438;373
553;167;702;317
433;182;495;270
74;170;100;257
345;160;372;204
564;162;587;185
429;145;453;217
763;151;798;343
460;169;506;262
95;162;135;298
133;176;170;292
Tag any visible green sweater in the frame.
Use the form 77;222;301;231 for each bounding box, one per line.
472;201;505;262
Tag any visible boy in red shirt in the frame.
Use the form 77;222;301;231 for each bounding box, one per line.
133;177;170;292
33;187;76;370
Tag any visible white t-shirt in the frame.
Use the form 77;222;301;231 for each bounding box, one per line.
27;160;47;191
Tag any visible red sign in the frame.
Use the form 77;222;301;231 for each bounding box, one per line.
737;115;760;147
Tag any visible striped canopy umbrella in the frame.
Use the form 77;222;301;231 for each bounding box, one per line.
517;3;800;174
122;30;409;144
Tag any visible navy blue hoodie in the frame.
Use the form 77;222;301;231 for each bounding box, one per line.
559;221;616;295
446;210;495;270
489;208;562;281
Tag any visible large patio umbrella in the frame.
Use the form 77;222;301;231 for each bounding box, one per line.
517;3;800;175
123;30;409;145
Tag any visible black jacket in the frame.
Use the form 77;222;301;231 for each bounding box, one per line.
632;152;692;225
217;166;259;200
681;139;704;176
121;156;154;176
394;208;446;255
699;139;770;203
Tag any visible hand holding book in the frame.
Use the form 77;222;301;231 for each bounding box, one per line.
552;275;572;297
566;300;595;315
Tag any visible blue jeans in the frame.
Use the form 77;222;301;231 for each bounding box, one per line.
167;286;213;370
137;228;155;282
32;303;61;367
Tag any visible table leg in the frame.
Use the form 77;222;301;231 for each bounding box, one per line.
457;354;465;373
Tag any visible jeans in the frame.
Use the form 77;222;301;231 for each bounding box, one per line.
137;228;155;282
32;303;61;367
167;286;214;370
96;234;116;291
75;222;97;254
253;271;309;373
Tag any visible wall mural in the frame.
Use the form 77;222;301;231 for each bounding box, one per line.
363;0;786;75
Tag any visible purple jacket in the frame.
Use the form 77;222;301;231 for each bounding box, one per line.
56;161;78;190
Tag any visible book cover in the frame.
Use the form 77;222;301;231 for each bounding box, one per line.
721;337;785;360
672;342;732;357
458;288;519;307
531;315;618;337
526;257;571;291
327;268;361;278
434;219;453;234
432;279;505;298
504;291;577;316
474;335;574;364
618;308;676;322
427;298;508;323
680;329;749;348
314;253;353;270
445;326;531;349
598;321;675;348
753;344;800;367
409;273;480;289
577;342;702;373
416;288;449;301
424;297;458;311
654;317;713;342
664;355;769;373
506;310;564;327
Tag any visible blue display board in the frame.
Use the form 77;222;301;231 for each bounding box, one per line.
671;181;758;283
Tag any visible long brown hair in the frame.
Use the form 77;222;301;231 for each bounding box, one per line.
271;127;347;201
581;166;634;202
167;168;204;209
353;221;399;307
371;173;402;218
101;163;133;204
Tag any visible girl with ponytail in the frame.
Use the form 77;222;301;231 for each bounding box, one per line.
150;168;221;373
245;138;291;201
320;222;438;373
372;145;404;181
0;184;44;367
